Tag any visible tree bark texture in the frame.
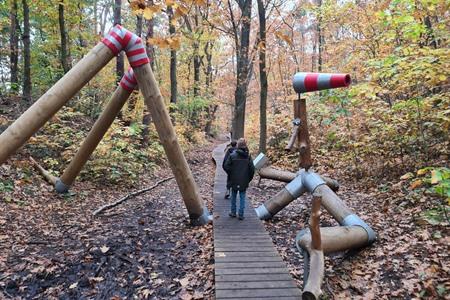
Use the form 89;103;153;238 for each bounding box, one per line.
0;43;115;165
142;9;155;146
133;64;206;219
22;0;31;102
114;0;124;82
168;6;177;104
9;0;19;90
296;98;312;170
232;0;252;139
59;0;71;73
257;0;268;154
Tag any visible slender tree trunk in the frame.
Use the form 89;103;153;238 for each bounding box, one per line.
168;6;177;105
9;0;19;90
317;0;323;72
59;0;71;73
114;0;124;83
257;0;267;154
22;0;31;102
204;41;213;88
193;8;201;97
232;0;252;139
142;7;155;146
136;15;143;37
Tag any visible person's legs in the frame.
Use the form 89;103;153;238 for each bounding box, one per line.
238;190;246;219
224;177;230;199
229;189;237;217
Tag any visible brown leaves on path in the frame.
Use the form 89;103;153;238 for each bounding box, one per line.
0;141;217;299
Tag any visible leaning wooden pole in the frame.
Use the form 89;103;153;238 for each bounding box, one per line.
302;194;324;300
98;25;210;225
0;43;115;165
55;69;136;193
133;63;210;224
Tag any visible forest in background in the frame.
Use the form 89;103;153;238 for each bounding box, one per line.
0;0;448;226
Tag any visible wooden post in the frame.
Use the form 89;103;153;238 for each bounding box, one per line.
56;85;133;192
285;118;300;151
310;194;322;250
314;184;354;224
0;42;115;165
132;63;208;223
295;96;312;170
302;193;324;300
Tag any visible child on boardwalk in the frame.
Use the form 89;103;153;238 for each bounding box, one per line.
222;140;237;199
223;138;255;220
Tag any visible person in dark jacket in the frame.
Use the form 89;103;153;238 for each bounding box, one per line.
223;138;255;220
222;140;237;199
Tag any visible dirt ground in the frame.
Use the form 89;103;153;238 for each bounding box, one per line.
0;142;217;300
1;140;448;299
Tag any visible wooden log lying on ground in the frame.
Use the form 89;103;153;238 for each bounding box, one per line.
258;166;339;191
0;42;114;165
297;225;369;254
29;157;58;185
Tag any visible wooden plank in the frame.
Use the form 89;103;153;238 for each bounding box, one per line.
216;273;295;283
215;251;279;258
216;288;302;298
215;262;287;269
215;256;283;263
212;143;301;299
215;267;290;275
216;281;298;290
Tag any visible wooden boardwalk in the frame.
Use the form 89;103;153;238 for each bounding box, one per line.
212;143;302;300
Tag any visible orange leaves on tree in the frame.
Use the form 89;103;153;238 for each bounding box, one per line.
147;36;181;50
274;31;293;46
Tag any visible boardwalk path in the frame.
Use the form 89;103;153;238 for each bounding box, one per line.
212;143;302;299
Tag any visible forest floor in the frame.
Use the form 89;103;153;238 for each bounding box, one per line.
0;141;218;300
0;139;448;299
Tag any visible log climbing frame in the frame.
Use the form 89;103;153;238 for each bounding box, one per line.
0;25;210;225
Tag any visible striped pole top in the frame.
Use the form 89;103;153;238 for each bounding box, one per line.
293;72;351;94
102;25;150;67
119;68;138;92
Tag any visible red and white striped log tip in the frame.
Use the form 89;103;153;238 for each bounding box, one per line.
119;68;138;91
101;25;150;67
293;72;351;94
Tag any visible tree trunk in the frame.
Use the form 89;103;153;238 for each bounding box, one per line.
114;0;124;83
9;0;19;91
59;0;71;73
22;0;31;102
136;15;143;37
193;43;200;97
142;7;155;146
257;0;267;154
232;0;252;139
168;6;177;105
317;0;323;72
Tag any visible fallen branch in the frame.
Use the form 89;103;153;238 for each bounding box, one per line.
93;176;174;216
29;156;58;185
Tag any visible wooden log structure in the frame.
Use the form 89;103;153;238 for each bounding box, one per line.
284;118;300;151
0;42;115;165
258;166;339;191
133;60;209;225
302;194;324;300
101;24;210;224
55;70;135;193
295;98;312;170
